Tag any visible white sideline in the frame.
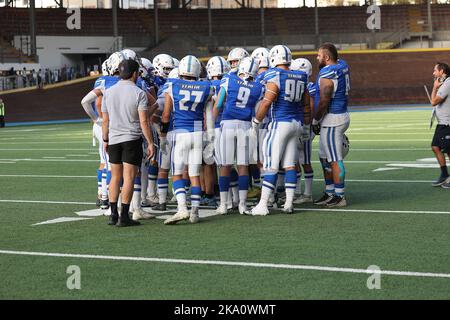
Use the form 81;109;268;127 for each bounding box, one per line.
0;199;93;205
0;249;449;279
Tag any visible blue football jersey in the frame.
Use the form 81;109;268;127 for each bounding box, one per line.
220;73;263;122
155;76;167;94
136;77;151;93
263;68;308;122
210;79;222;128
94;75;119;117
157;81;174;132
314;59;350;114
167;79;212;132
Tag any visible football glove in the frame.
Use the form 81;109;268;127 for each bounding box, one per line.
312;119;321;135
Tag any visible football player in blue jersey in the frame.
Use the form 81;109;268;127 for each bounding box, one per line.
313;43;350;207
250;45;311;215
81;52;123;211
291;58;315;204
153;54;176;91
153;67;179;212
202;56;231;208
161;55;213;225
213;57;262;215
227;48;249;73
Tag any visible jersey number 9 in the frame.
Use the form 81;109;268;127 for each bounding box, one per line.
236;87;251;108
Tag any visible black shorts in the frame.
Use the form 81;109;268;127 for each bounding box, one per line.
108;138;143;166
432;125;450;153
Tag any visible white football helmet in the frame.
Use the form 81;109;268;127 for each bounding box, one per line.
168;67;179;79
172;58;180;67
139;57;154;78
342;134;350;158
238;57;258;80
290;58;312;76
121;48;141;63
206;56;230;79
101;59;110;75
178;55;201;79
251;47;270;66
269;45;292;68
108;51;125;75
153;54;176;78
257;56;270;69
227;47;249;71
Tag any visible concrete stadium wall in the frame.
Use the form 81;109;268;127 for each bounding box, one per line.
1;49;449;124
297;48;450;106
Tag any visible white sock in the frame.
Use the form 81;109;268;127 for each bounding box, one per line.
285;188;295;208
295;172;302;195
220;191;228;207
239;190;248;205
304;172;314;196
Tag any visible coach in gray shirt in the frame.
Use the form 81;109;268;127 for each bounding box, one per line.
102;59;154;227
431;62;450;187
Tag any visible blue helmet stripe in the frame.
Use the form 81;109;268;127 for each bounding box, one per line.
188;55;192;73
283;46;289;62
249;58;254;73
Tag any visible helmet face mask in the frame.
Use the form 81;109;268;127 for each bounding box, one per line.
269;45;292;68
238;57;258;81
206;56;230;79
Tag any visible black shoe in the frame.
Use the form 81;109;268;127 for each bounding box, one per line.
96;197;101;207
325;195;347;207
432;175;450;187
116;217;141;227
100;199;109;210
108;214;119;226
153;203;167;211
313;193;333;205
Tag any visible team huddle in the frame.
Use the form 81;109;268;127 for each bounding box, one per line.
81;42;350;226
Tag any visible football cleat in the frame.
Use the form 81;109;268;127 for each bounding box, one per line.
153;203;167;211
313;193;334;205
100;199;109;210
164;209;190;225
189;208;199;224
325;195;347;207
282;205;295;214
108;213;118;226
251;203;269;216
432;175;450;187
116;217;141;227
293;194;313;204
238;203;248;215
131;208;156;220
96;197;101;207
216;204;229;215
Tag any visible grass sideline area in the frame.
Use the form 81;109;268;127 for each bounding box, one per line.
0;109;449;299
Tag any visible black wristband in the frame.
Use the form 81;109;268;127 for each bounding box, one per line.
160;121;170;134
103;139;109;143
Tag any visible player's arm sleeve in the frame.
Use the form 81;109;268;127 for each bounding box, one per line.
82;90;100;121
264;70;280;91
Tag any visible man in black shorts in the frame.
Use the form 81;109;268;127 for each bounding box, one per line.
430;62;450;187
102;59;155;226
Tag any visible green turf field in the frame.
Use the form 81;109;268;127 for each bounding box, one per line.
0;109;449;300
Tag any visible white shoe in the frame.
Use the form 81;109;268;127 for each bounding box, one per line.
251;203;269;216
144;194;159;206
216;203;228;215
238;202;248;215
282;204;294;214
189;208;199;224
131;208;156;220
293;194;313;204
103;208;111;216
164;208;190;225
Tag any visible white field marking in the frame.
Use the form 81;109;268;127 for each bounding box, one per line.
0;148;95;151
65;154;89;157
0;199;93;205
311;148;430;151
43;156;66;159
387;163;441;168
0;161;16;164
0;249;449;279
32;217;93;226
311;160;419;164
295;208;450;216
417;158;438;162
157;210;219;220
372;168;403;172
75;209;108;217
0;141;88;145
0;175;94;178
0;128;60;133
348;139;431;142
0;158;98;162
347;132;432;135
344;178;435;183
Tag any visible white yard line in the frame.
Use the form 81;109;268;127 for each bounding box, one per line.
0;158;98;162
0;249;448;279
0;199;93;205
0;175;95;178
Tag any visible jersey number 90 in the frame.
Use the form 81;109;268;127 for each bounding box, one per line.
284;79;304;103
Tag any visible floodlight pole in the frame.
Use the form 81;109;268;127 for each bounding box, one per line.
29;0;37;59
427;0;433;47
112;0;118;38
314;0;319;48
260;0;265;47
154;0;159;45
208;0;212;38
